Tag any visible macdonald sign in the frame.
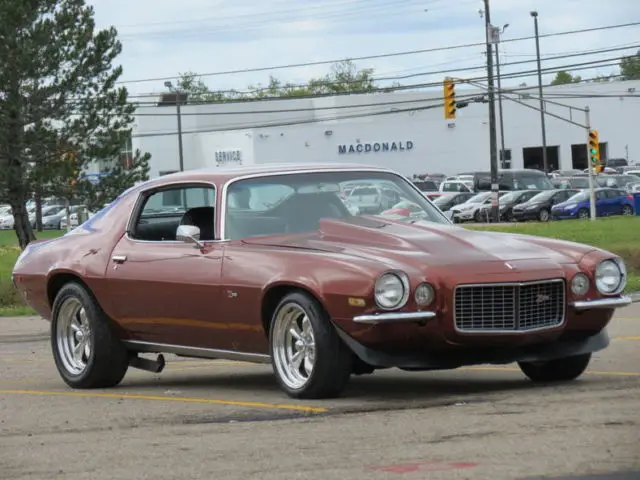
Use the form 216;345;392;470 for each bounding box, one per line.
338;140;414;155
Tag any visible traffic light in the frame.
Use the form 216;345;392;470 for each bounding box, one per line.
443;77;456;119
588;129;600;166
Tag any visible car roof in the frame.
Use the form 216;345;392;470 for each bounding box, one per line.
124;163;399;195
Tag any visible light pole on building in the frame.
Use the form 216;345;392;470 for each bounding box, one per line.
164;80;185;172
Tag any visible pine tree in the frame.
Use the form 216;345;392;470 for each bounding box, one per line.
0;0;150;248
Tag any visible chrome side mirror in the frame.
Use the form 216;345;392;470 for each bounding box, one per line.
176;224;203;247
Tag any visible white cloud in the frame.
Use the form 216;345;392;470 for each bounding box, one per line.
85;0;640;97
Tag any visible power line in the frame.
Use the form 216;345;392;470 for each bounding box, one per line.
125;73;634;138
117;0;437;40
155;44;638;97
115;21;640;85
117;56;627;107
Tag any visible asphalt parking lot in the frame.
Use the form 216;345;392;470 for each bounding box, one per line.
1;305;639;480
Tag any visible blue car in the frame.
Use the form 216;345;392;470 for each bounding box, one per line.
551;187;635;220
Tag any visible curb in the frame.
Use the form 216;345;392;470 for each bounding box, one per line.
630;292;640;303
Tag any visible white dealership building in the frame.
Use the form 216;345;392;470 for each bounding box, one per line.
130;79;640;179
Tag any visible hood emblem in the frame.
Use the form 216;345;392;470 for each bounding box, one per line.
504;262;515;270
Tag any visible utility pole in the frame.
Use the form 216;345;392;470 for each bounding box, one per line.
531;11;549;172
164;81;185;172
484;0;500;222
176;98;184;172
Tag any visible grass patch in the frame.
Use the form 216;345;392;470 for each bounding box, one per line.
0;229;65;317
467;216;640;292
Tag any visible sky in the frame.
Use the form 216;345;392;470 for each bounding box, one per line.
88;0;640;99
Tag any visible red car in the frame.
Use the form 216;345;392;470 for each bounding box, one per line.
11;163;631;399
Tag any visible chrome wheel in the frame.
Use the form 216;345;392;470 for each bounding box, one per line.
271;303;316;390
622;205;632;216
55;297;92;376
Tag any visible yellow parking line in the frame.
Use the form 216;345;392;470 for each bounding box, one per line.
0;389;327;413
613;336;640;341
462;366;640;377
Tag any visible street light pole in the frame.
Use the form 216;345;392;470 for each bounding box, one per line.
494;24;508;168
531;11;549;172
483;0;500;223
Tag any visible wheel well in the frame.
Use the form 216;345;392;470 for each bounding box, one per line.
47;273;91;307
260;285;327;337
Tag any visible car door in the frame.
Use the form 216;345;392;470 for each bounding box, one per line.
103;183;229;351
608;189;627;214
595;190;610;216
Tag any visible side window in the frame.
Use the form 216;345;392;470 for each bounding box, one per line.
131;185;216;242
596;191;608;201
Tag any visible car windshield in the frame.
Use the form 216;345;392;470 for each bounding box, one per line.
224;171;449;239
513;174;554;190
567;191;590;202
498;192;519;202
569;177;590;188
528;190;557;202
467;192;491;203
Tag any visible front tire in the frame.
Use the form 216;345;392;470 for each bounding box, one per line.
518;353;591;383
51;282;130;389
269;291;352;399
538;208;550;222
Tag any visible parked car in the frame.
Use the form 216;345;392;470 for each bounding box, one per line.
473;169;555;192
449;191;493;223
12;163;631;399
552;176;591;190
512;189;580;222
551;188;635;220
595;174;640;189
345;185;399;214
431;192;476;214
438;179;474;193
477;189;542;222
411;179;439;192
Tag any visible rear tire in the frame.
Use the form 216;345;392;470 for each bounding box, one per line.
518;353;591;383
51;282;130;389
269;291;352;399
622;205;633;216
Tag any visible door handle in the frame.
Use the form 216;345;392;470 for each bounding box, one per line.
111;255;127;264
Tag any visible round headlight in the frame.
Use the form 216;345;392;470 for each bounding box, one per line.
415;283;435;306
571;273;589;296
374;272;408;310
595;259;625;294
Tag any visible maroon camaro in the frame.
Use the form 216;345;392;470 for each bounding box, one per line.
11;163;632;399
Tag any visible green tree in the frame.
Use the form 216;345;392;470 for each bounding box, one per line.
551;71;582;85
0;0;150;248
620;49;640;80
75;142;150;212
167;59;379;101
166;71;241;103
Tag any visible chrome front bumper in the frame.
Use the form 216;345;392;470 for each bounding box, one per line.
352;296;632;324
571;296;632;310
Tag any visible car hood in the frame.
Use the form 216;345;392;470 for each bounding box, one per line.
242;216;595;268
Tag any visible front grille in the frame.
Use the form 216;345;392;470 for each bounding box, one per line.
454;280;565;332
